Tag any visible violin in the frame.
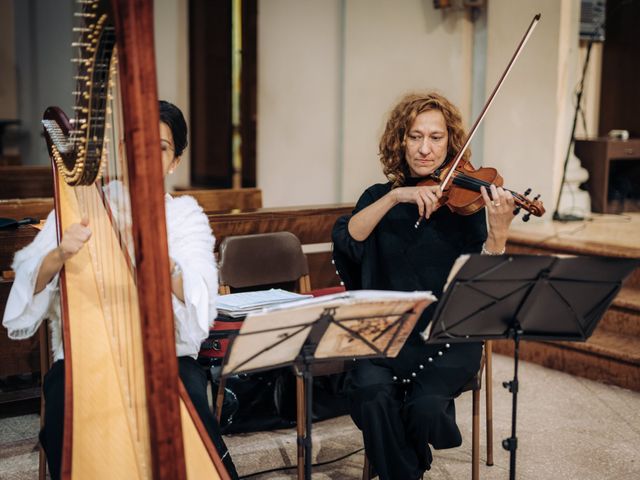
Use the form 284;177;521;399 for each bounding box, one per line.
415;13;545;226
418;158;545;220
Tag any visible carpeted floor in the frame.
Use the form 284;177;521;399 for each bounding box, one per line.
2;353;640;479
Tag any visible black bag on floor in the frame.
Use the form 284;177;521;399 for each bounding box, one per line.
219;368;349;434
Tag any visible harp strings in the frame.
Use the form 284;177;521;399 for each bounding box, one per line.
71;39;150;469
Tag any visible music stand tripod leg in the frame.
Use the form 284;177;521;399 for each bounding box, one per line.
295;345;315;480
296;309;333;480
304;353;314;480
502;328;522;480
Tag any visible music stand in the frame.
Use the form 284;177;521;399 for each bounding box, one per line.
424;253;639;480
221;290;435;480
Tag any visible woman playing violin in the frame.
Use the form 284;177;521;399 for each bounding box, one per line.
332;91;516;480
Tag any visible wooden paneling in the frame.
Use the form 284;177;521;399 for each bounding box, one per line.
0;281;41;378
0;224;41;272
208;204;352;249
0;188;262;223
173;187;262;212
0;166;53;199
0;198;54;221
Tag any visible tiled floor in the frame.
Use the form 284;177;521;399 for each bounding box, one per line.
3;353;639;479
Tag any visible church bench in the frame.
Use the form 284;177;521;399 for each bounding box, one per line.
0;188;262;222
0;166;54;199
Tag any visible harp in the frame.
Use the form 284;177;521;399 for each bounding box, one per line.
41;1;229;479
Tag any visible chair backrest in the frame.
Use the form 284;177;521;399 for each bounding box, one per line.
218;231;310;294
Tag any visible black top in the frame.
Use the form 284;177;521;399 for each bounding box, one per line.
332;179;487;376
333;178;486;297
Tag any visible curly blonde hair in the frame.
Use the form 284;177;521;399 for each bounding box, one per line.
379;92;469;187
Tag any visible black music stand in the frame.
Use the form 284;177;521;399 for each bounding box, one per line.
221;291;434;480
424;253;639;480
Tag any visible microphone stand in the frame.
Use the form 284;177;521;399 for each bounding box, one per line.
552;40;594;222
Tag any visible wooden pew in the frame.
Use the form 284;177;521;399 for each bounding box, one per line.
0;204;353;403
208;204;353;290
173;187;262;212
0;198;54;222
0;166;54;199
0;224;43;405
0;188;262;222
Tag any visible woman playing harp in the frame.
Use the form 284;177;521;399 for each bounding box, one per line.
2;101;239;479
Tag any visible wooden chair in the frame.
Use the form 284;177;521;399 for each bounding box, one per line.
214;230;311;417
213;231;314;478
362;341;494;480
216;231;310;296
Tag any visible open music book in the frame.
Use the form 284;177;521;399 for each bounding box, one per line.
222;290;436;376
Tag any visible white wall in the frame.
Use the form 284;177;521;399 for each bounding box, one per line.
258;0;494;207
257;0;343;207
258;0;587;220
340;0;471;203
154;0;191;191
482;0;580;221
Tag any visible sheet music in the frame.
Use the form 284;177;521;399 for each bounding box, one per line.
216;288;313;317
222;290;436;376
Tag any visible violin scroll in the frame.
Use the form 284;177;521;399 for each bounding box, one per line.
512;188;545;221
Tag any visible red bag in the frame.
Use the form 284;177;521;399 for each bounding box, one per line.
198;315;244;366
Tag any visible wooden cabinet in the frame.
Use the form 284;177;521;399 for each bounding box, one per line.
574;138;640;213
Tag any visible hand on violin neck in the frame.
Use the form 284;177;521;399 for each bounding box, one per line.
393;185;443;220
481;185;516;244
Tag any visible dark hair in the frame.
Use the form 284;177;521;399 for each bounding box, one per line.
159;100;188;157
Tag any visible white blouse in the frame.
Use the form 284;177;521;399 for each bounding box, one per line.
2;193;218;361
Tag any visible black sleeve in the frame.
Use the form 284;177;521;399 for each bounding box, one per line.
331;184;389;290
331;184;387;264
461;208;488;254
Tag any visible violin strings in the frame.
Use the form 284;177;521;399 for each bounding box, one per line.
451;172;527;204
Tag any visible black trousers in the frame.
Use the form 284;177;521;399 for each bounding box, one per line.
347;341;482;480
40;357;239;480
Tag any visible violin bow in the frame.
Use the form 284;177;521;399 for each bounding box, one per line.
440;13;541;190
414;13;541;229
